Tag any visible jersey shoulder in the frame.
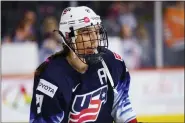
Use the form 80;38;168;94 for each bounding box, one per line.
34;53;74;98
102;48;127;81
102;48;125;67
35;53;66;80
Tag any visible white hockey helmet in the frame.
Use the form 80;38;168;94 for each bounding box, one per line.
59;6;101;34
55;6;108;65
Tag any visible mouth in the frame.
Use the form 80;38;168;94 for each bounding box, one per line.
85;49;94;54
85;48;98;54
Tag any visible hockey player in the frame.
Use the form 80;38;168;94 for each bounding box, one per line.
29;6;137;123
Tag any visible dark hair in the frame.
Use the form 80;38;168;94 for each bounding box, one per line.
61;43;70;57
35;43;70;77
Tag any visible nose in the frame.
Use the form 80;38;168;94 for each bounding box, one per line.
91;39;98;48
90;32;99;48
84;38;98;54
85;39;98;50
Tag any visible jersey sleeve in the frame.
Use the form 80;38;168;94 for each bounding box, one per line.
111;61;137;123
29;73;65;123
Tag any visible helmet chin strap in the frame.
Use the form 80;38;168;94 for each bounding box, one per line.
80;47;104;65
83;54;102;65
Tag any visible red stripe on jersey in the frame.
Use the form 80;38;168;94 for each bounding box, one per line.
128;118;137;123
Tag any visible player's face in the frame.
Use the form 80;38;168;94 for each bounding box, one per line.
75;25;100;55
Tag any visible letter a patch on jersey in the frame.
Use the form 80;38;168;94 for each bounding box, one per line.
113;52;123;61
36;79;58;98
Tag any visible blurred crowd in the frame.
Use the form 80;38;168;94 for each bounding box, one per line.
1;1;184;69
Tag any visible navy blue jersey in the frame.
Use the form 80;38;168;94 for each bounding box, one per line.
29;49;136;123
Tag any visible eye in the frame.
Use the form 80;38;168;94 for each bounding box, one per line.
82;31;90;36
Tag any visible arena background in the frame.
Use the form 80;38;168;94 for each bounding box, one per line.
1;1;184;122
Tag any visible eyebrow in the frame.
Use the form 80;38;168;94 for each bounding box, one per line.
80;28;90;32
78;26;99;33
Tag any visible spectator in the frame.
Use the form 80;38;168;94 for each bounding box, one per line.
120;24;142;69
136;23;153;67
119;2;137;32
108;1;122;18
41;16;59;40
12;10;37;43
23;10;37;42
13;21;29;43
39;16;61;63
39;34;61;63
103;13;120;36
103;1;123;36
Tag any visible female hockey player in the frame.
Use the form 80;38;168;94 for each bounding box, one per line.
30;6;137;123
